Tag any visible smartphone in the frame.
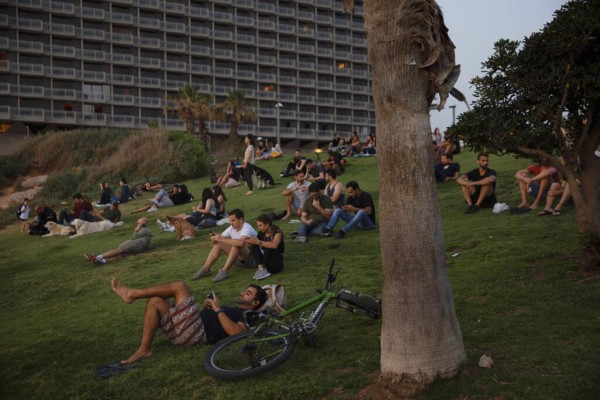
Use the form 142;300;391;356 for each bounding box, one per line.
207;291;214;300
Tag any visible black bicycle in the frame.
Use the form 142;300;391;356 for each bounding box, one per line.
204;259;381;380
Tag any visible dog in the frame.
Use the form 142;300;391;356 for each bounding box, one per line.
42;221;76;237
252;165;276;189
69;218;124;238
167;216;196;241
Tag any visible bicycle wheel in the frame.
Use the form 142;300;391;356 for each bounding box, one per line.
204;328;295;380
337;291;381;319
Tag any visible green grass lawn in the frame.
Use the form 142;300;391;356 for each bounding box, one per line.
1;150;598;400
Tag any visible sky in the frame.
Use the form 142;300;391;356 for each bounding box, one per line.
429;0;568;134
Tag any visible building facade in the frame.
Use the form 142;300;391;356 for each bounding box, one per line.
0;0;374;142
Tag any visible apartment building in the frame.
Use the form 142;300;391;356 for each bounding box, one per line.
0;0;375;142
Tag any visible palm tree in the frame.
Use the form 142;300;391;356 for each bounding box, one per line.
214;90;257;152
165;86;213;145
359;1;466;396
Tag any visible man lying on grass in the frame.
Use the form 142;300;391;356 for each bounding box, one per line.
110;278;267;364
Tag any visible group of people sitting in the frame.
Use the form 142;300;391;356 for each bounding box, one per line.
328;131;377;157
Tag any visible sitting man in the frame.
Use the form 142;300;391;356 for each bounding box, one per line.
456;152;497;214
291;183;333;243
58;193;94;225
28;204;58;236
514;159;558;210
538;178;574;216
85;218;152;264
110;277;267;364
434;152;461;182
304;159;325;186
99;201;122;223
320;181;376;239
280;149;307;178
191;209;257;283
281;170;311;220
324;168;345;209
111;177;132;204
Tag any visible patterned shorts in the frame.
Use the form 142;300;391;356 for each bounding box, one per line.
160;297;206;346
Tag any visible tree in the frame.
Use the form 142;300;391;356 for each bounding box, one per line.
445;0;600;269
213;90;257;152
165;86;212;145
357;1;466;397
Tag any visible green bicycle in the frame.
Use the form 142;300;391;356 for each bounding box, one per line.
204;259;381;380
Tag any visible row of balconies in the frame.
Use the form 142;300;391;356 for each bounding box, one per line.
0;106;373;135
1;82;372;110
7;1;365;31
5;38;369;64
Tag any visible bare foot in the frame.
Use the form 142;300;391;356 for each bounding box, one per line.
281;212;291;221
529;204;538;210
245;191;253;196
111;277;134;304
517;202;529;208
121;348;153;364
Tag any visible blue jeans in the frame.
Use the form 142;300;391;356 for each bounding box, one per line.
326;208;375;233
298;221;328;237
58;209;74;225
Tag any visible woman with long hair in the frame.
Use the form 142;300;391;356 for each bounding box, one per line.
212;185;227;219
239;133;256;196
245;213;285;280
169;188;219;227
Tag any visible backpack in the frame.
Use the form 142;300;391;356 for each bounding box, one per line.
16;205;23;217
259;284;286;313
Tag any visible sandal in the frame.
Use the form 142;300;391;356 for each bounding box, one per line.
552;209;562;216
538;209;554;216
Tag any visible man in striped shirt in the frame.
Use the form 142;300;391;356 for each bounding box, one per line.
111;278;267;364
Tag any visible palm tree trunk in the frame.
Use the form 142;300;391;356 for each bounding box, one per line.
363;1;465;395
228;120;239;155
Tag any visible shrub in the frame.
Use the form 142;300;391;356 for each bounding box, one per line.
41;169;88;200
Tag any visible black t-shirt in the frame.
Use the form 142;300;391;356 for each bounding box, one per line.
435;162;460;179
258;225;285;255
346;191;376;223
169;191;193;205
200;306;246;343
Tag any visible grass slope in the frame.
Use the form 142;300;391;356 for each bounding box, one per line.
0;151;598;400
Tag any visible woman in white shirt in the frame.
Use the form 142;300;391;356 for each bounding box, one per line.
240;134;256;196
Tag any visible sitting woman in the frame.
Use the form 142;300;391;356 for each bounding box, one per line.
172;187;219;228
350;131;362;155
217;158;241;188
245;213;285;280
362;133;377;155
212;185;227;219
97;182;114;206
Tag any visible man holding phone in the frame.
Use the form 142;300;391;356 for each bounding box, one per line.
110;278;267;364
191;208;257;283
85;218;152;264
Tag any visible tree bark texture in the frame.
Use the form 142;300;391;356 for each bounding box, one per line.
363;0;466;387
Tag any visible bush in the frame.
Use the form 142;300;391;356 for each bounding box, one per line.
41;169;88;201
0;155;27;187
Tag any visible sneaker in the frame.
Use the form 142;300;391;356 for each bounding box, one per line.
191;267;211;280
318;228;333;237
212;269;230;283
95;255;107;264
254;269;272;280
156;219;168;231
84;253;97;263
465;205;479;214
292;236;307;243
333;230;345;240
147;206;158;212
290;231;299;240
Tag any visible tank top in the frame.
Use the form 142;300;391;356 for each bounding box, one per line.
326;182;345;208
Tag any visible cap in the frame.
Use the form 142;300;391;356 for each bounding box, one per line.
112;201;119;206
257;137;263;141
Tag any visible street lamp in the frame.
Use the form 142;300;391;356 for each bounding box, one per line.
449;104;456;125
275;102;283;152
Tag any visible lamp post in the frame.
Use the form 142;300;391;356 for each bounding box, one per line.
275;102;283;151
449;104;456;125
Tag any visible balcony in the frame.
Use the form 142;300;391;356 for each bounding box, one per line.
280;109;296;118
297;79;315;87
214;67;234;77
298;61;315;70
257;20;275;30
0;37;8;49
189;7;211;19
334;18;350;28
113;0;133;4
51;111;76;121
236;16;255;27
278;7;294;16
297;44;315;54
140;97;163;107
335;99;351;107
163;2;186;14
112;33;134;45
352;101;368;109
136;0;160;8
190;64;211;74
317;97;333;106
0;106;9;119
18;85;44;97
317;113;333;122
258;108;276;117
50;44;76;57
164;61;187;71
82;92;106;102
352;53;368;63
138;37;161;48
165;41;187;52
19;18;44;31
51;67;77;79
316;15;332;24
138;57;161;68
80;7;104;19
257;73;276;81
316;47;333;57
334;34;351;44
18;62;44;75
315;0;332;6
17;107;45;121
257;91;276;100
298;112;316;119
316;64;333;73
138;17;161;29
279;76;296;84
336;50;351;60
190;45;211;55
111;115;136;127
335;83;351;91
298;129;316;138
112;94;135;105
164;21;186;33
81;28;105;40
236;52;255;62
51;23;76;36
298;94;316;102
352;21;364;30
18;40;44;54
189;26;210;37
257;38;275;47
0;82;9;95
298;11;314;21
257;55;276;65
112;53;134;64
213;11;233;23
214;30;234;41
277;24;295;34
13;0;42;8
297;27;314;38
234;0;254;8
317;81;333;89
82;49;106;61
138;77;161;87
111;12;134;24
82;71;106;82
279;58;295;67
336;115;352;123
214;48;233;58
353;117;368;125
353;69;368;78
236;34;255;44
279;92;296;101
50;2;75;15
0;15;8;26
277;42;296;51
237;70;255;79
163;80;187;90
256;3;275;12
51;88;76;99
81;113;107;125
316;31;333;41
112;74;135;85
